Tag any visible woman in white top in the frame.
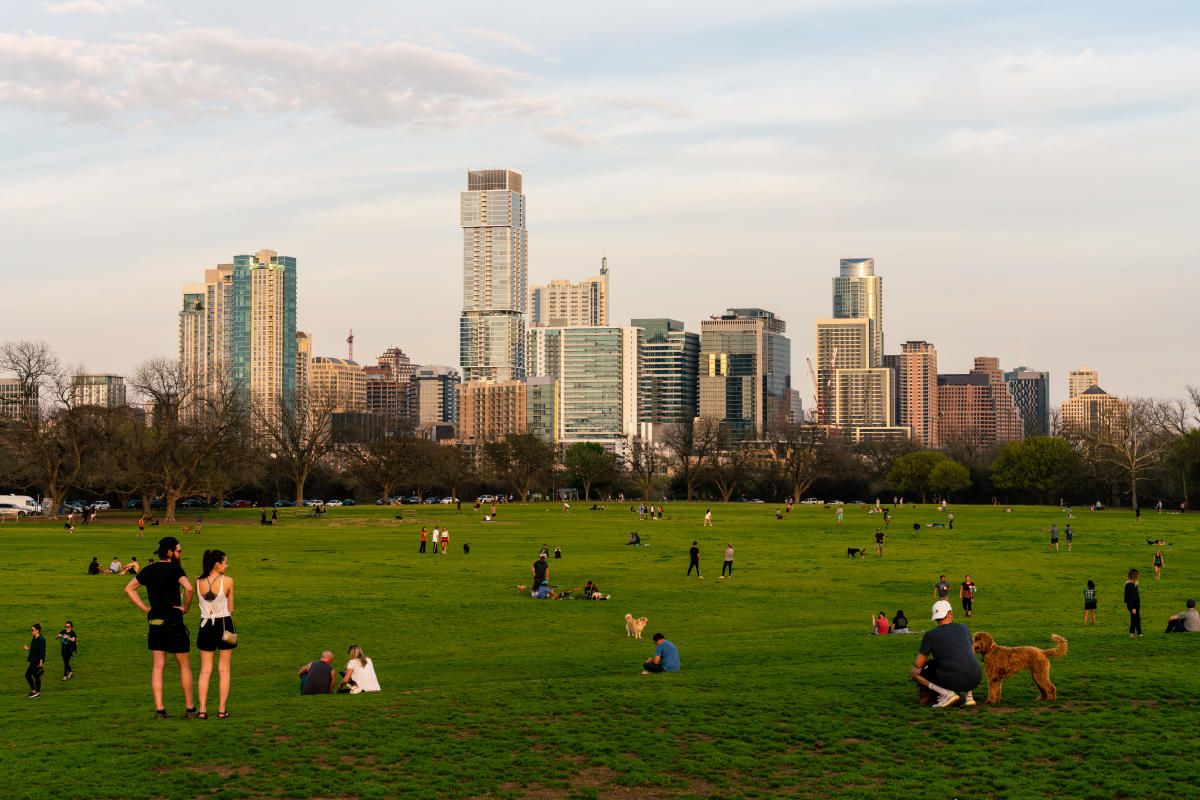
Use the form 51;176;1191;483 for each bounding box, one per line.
340;644;380;693
196;549;236;718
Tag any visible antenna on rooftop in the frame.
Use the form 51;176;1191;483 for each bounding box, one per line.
347;329;354;362
601;253;608;275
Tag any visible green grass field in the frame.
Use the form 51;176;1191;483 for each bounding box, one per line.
1;501;1197;799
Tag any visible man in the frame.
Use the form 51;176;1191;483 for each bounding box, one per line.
687;541;702;578
23;623;46;698
874;528;885;557
947;511;955;530
56;621;77;680
1065;524;1074;551
911;600;980;708
532;554;550;588
419;527;427;554
933;575;950;600
298;651;336;694
124;536;195;718
1047;524;1060;551
1165;599;1200;633
642;633;681;674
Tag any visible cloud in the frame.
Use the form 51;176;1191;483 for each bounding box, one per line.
458;27;539;56
540;124;604;148
44;0;145;14
0;28;530;127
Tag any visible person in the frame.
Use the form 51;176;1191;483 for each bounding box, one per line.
532;555;549;588
553;545;562;559
1153;548;1165;581
947;511;955;530
563;500;570;513
836;505;844;524
1165;599;1200;633
431;527;441;555
933;575;950;601
87;557;101;575
338;644;381;692
124;536;196;718
641;633;680;674
120;557;140;576
534;580;554;599
419;527;427;554
626;532;641;546
195;549;236;719
687;541;702;578
582;580;608;600
539;544;550;560
1065;524;1074;551
721;543;734;578
1047;524;1060;552
891;609;912;634
137;514;146;538
775;509;783;521
911;600;980;708
1125;568;1142;637
260;510;268;526
703;509;713;527
298;652;335;694
24;623;46;698
56;621;77;680
440;528;449;554
959;575;976;618
106;556;123;574
874;528;885;557
870;612;890;635
1083;580;1097;625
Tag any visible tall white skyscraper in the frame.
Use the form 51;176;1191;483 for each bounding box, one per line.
460;169;528;382
833;258;883;368
530;257;610;328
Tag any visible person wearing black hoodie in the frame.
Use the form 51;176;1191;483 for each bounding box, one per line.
1124;568;1142;637
24;623;46;698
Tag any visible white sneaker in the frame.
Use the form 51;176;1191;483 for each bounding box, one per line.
933;691;960;708
963;693;976;707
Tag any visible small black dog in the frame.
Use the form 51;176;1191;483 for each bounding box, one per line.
846;547;866;559
462;543;470;554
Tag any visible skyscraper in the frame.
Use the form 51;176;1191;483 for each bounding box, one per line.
70;374;127;408
460;169;527;382
1068;368;1099;399
410;365;461;432
631;318;699;427
309;357;366;412
833;258;883;367
1061;385;1128;436
937;357;1023;450
815;317;900;438
699;308;791;442
1004;366;1050;437
884;341;939;448
531;258;609;328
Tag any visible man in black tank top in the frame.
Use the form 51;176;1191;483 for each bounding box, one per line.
124;536;195;718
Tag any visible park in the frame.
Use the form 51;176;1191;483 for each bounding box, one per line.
2;500;1198;799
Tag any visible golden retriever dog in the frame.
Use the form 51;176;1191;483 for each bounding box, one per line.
516;584;528;594
972;631;1068;703
624;613;649;639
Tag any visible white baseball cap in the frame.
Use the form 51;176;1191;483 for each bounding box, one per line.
931;600;953;621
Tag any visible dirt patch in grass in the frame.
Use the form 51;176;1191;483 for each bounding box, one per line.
157;764;255;778
839;737;870;744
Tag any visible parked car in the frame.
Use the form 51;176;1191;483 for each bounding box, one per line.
477;494;495;504
230;499;253;509
342;499;356;506
0;495;43;514
60;502;86;514
274;499;295;507
440;497;457;504
179;498;206;509
303;499;323;507
89;500;111;511
0;503;29;517
800;498;823;505
403;496;422;505
324;499;343;507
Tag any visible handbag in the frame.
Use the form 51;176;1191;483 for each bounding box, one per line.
221;629;238;645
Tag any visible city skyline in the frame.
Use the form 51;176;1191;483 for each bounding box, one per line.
3;3;1197;404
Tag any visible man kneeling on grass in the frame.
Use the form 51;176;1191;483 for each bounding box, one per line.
641;633;680;674
911;600;980;708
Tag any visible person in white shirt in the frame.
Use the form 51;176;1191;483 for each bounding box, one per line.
107;556;123;574
339;644;380;692
431;528;441;556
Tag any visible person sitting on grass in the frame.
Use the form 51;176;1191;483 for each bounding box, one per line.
120;557;139;575
582;580;609;600
870;611;890;635
106;556;123;574
641;633;680;674
298;651;336;695
1165;599;1200;633
534;580;555;599
626;532;641;546
87;557;102;575
337;644;381;693
891;609;912;633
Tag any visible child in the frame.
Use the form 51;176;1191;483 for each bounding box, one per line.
1083;580;1097;626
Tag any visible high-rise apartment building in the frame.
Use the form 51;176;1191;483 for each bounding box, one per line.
531;258;609;328
309;357;366;412
699;308;791;442
364;347;415;421
631;318;699;427
296;332;311;394
460;169;527;382
525;376;558;444
884;341;938;448
376;347;416;385
179;250;297;409
833;258;883;367
0;378;36;420
456;380;528;445
70;374;127;408
1061;385;1128;437
937;357;1023;450
815;318;898;435
1004;366;1050;437
1068;368;1099;400
410;365;461;432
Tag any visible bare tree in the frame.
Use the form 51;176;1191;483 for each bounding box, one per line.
659;418;720;501
709;444;752;503
483;433;555;502
1068;397;1173;512
626;434;665;502
767;422;826;503
254;384;340;507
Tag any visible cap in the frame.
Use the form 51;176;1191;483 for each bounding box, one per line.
931;600;953;621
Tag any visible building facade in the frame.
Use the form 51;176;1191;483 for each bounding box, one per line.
525;376;558;444
309;357;366;413
699;308;791;442
937;357;1023;450
0;378;36;420
70;374;127;408
631;318;699;427
456;380;528;444
832;258;884;368
530;258;609;328
1061;385;1128;437
1004;366;1050;438
1068;368;1099;400
410;365;461;432
460;169;527;382
884;341;939;448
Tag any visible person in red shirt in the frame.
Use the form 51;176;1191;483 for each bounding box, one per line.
871;611;891;635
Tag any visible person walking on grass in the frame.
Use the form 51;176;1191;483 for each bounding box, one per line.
195;549;236;720
124;536;195;719
960;575;976;618
137;514;146;539
1125;568;1142;638
687;541;702;578
1153;549;1165;581
23;623;46;698
1065;524;1074;551
874;528;885;557
1083;580;1098;626
1047;524;1060;552
910;601;979;708
56;621;77;680
431;528;440;556
933;575;950;601
721;543;734;578
703;509;713;527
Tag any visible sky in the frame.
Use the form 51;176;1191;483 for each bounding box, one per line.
1;0;1197;406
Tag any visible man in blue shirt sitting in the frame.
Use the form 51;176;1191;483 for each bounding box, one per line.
642;633;680;674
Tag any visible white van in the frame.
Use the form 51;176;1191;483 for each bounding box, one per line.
0;495;42;515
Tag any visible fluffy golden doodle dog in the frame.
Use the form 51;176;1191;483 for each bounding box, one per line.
516;584;528;594
972;631;1068;703
624;613;649;638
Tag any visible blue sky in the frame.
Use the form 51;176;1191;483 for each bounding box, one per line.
1;0;1197;404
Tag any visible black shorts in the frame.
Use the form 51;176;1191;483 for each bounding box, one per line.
196;617;237;652
1084;600;1097;610
147;615;190;653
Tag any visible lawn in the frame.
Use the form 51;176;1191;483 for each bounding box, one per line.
1;501;1197;799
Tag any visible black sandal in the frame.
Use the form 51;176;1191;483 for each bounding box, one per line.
197;711;208;719
185;707;199;719
218;710;230;719
155;709;169;719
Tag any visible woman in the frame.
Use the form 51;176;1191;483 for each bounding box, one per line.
1153;549;1165;581
891;609;911;633
339;644;381;693
1083;579;1097;626
1124;568;1141;637
870;612;890;635
196;549;236;718
960;575;977;618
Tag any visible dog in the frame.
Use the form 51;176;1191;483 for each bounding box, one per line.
516;584;528;594
972;631;1068;703
624;613;649;639
846;547;866;559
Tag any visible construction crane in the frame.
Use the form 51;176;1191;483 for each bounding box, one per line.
347;329;354;362
805;346;837;425
804;358;820;424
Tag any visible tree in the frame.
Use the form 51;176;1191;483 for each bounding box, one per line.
1069;397;1173;512
887;450;948;503
254;384;340;507
483;434;555;502
626;435;665;502
709;445;752;503
1164;430;1200;507
434;443;475;504
928;459;971;500
345;419;420;502
659;418;719;502
563;442;618;501
991;437;1084;503
768;423;826;502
